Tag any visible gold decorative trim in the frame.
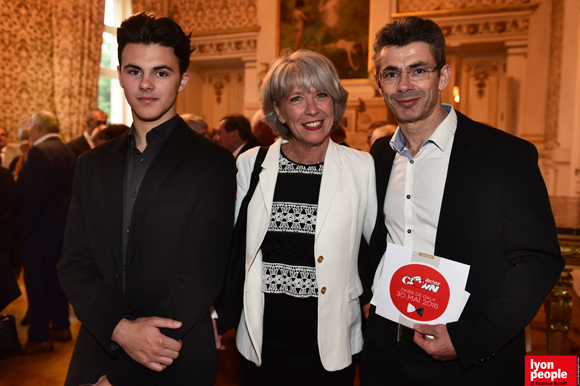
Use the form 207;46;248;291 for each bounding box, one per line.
392;3;539;19
558;234;580;270
194;39;257;55
439;18;529;38
191;26;261;38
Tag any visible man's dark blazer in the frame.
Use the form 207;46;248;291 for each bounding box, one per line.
57;118;237;385
67;134;90;157
237;137;261;158
368;110;564;385
16;136;76;244
0;166;20;311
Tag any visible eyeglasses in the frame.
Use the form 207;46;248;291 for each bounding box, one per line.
377;63;445;84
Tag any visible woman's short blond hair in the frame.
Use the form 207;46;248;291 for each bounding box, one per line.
261;49;348;140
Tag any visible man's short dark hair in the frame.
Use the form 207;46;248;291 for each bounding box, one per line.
221;114;253;141
373;17;446;75
117;12;194;74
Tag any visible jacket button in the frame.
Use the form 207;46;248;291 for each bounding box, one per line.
115;271;120;279
317;256;324;263
320;287;327;294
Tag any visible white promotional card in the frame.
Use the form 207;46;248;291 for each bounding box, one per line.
371;243;470;328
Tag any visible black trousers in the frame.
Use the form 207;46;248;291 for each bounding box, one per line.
359;307;449;386
21;239;70;343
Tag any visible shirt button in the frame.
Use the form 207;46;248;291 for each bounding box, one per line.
320;287;327;295
139;158;144;163
406;195;411;199
317;256;324;263
407;229;412;234
410;159;414;164
132;191;136;198
126;228;130;233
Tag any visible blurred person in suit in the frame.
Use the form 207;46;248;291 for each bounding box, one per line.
181;113;209;137
251;109;277;146
0;165;20;312
68;109;108;157
16;110;77;355
213;113;260;158
94;124;130;146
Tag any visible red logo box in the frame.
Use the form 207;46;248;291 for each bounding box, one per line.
525;356;578;385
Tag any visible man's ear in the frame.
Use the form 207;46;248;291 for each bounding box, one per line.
438;64;451;92
117;65;124;89
178;72;190;93
375;74;384;96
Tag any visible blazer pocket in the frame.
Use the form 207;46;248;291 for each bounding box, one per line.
332;191;359;206
346;279;363;327
346;278;363;302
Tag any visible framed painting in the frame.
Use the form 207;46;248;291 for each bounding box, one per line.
278;0;370;80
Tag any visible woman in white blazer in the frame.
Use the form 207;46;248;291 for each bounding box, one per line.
235;49;377;385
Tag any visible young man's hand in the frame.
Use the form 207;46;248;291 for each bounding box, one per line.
111;316;183;371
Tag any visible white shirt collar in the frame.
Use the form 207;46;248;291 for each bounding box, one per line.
33;133;60;146
83;130;95;149
390;104;457;159
232;142;246;158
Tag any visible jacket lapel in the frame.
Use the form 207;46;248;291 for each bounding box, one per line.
102;133;129;270
246;141;280;265
257;141;281;218
125;121;189;267
316;140;341;240
434;111;483;257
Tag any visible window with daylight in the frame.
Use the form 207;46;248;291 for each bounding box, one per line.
98;0;132;125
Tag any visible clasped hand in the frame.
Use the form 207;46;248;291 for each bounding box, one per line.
111;316;183;372
413;323;458;361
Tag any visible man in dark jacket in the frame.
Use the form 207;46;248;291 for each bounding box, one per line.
17;110;77;354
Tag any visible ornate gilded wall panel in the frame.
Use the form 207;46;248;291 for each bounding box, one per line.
544;0;564;150
438;17;529;39
398;0;530;13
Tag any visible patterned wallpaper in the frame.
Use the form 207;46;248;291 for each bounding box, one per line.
132;0;258;35
0;0;105;141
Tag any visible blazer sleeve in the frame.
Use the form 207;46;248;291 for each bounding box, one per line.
447;142;564;367
58;156;137;350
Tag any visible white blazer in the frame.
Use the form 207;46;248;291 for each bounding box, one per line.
235;138;377;371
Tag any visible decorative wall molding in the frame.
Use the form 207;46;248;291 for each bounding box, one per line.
544;0;564;151
395;1;537;17
393;2;537;45
442;18;528;37
190;31;258;61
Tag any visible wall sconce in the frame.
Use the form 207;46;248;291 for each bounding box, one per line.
453;86;460;103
